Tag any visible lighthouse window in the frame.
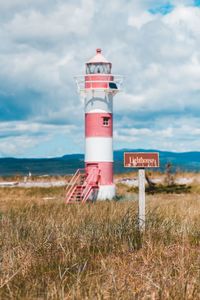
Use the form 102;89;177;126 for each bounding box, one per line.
104;64;111;74
103;117;110;126
86;63;111;74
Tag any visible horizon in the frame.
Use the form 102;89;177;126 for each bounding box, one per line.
1;1;200;157
1;148;200;160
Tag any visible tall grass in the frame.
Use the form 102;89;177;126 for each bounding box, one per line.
0;188;200;299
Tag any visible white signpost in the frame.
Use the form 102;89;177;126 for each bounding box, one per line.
124;152;160;230
138;168;145;230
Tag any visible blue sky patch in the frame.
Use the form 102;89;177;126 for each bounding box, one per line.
149;3;174;15
194;0;200;6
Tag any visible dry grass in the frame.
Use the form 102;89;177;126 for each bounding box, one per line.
0;186;200;299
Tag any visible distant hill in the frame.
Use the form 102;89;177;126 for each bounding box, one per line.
0;149;200;176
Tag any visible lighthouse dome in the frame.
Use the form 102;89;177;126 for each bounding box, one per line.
86;49;112;74
87;48;109;64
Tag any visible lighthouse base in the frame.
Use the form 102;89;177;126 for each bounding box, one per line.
96;184;115;200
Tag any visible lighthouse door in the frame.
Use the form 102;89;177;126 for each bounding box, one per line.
85;163;99;185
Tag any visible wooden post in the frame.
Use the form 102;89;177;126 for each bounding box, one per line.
138;168;145;230
124;152;159;230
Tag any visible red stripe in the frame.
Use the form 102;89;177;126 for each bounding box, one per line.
85;113;113;137
85;75;114;89
85;162;113;185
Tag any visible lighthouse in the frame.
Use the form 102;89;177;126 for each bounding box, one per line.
66;49;122;203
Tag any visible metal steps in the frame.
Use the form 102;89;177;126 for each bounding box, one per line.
67;185;84;203
65;168;100;204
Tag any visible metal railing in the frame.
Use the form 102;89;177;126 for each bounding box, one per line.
65;169;85;202
74;75;123;93
81;168;100;203
66;167;101;204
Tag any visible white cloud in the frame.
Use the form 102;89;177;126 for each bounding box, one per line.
128;12;157;29
0;121;81;157
1;0;200;156
0;136;37;157
163;5;200;32
4;1;94;42
114;5;200;119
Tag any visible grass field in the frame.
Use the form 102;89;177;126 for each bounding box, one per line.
0;181;200;299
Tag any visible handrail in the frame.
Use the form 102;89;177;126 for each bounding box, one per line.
75;78;123;85
83;168;99;187
82;185;99;204
81;168;100;203
66;169;84;191
66;175;81;203
75;74;123;78
65;169;79;195
66;167;100;204
82;186;93;204
66;169;84;202
74;75;123;93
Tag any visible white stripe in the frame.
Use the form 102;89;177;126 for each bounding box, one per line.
86;109;110;113
85;137;113;162
85;93;113;114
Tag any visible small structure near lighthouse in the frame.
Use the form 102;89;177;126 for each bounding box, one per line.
66;49;123;203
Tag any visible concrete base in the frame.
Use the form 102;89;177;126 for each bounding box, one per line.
97;184;116;200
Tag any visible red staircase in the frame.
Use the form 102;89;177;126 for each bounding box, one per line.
65;168;100;204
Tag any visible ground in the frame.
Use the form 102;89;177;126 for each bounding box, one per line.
0;174;200;299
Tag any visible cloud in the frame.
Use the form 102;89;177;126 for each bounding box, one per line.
0;121;81;157
0;0;200;156
3;1;94;43
128;12;157;29
114;116;200;152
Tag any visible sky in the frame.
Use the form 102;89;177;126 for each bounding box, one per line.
0;0;200;157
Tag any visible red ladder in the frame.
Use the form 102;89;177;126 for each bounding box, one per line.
65;168;100;204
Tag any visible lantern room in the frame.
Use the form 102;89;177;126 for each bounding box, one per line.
86;48;112;74
85;48;115;90
75;49;123;93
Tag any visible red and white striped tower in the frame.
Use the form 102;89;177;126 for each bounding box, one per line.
76;49;122;200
